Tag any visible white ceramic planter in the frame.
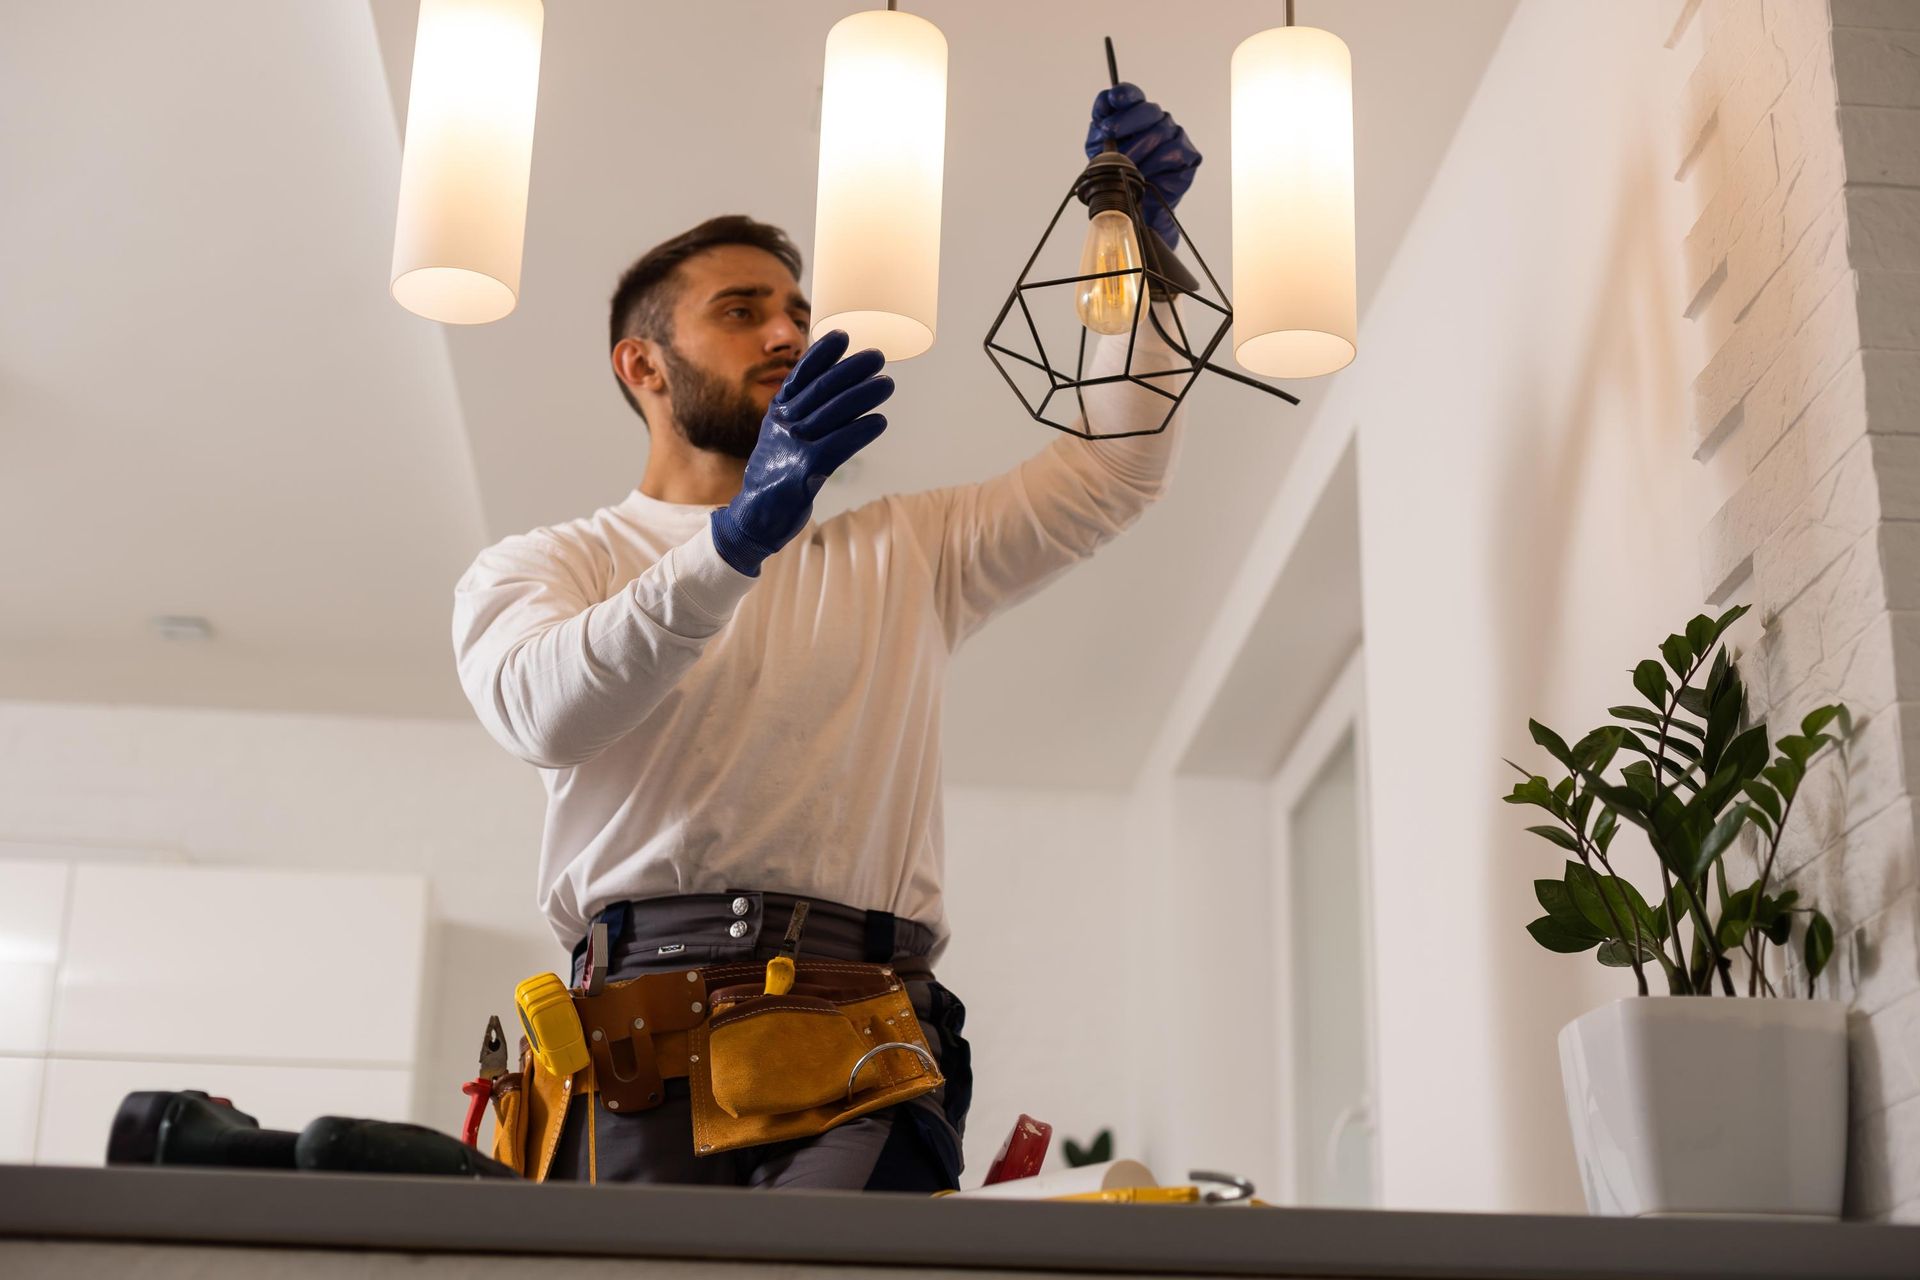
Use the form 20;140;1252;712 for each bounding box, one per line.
1558;996;1847;1219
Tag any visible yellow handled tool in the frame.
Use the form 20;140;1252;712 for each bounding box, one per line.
762;901;810;996
514;972;590;1079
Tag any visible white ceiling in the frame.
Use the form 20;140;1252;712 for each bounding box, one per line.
1;0;1516;786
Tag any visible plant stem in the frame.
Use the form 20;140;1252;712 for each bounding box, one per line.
1585;839;1652;996
1649;652;1713;993
1657;862;1689;993
1742;775;1808;996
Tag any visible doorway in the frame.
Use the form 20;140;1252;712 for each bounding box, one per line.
1268;648;1377;1207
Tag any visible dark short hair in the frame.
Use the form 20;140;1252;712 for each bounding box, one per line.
608;215;804;420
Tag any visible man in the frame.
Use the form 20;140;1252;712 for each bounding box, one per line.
452;83;1200;1191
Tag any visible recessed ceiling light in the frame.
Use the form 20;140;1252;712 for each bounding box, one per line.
150;615;214;643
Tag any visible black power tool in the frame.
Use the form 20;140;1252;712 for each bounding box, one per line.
107;1090;517;1179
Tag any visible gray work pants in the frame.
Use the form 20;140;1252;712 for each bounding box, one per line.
548;891;970;1192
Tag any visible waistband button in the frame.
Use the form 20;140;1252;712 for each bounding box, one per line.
728;919;749;939
730;896;750;917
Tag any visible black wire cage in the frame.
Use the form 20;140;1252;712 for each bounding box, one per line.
983;45;1299;441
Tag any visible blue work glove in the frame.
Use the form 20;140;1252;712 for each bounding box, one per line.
1085;82;1202;249
709;329;893;577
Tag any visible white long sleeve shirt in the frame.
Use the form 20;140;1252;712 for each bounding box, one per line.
452;321;1187;954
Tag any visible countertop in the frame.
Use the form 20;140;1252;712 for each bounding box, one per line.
2;1164;1917;1279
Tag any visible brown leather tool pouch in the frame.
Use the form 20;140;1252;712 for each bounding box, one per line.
687;959;943;1156
573;968;711;1116
517;1038;587;1183
487;1066;529;1176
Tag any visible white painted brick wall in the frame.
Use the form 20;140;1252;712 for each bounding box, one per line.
1684;0;1920;1223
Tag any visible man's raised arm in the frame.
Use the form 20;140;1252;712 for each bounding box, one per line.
892;298;1189;650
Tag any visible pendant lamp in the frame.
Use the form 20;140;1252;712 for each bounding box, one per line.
985;40;1297;440
809;1;948;361
1230;0;1357;378
390;0;545;325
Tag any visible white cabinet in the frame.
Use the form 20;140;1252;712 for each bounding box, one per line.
52;864;426;1064
0;1059;43;1163
0;861;68;1055
0;859;427;1166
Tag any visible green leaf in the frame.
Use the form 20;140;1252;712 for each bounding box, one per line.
1526;824;1580;852
1621;760;1657;802
1731;726;1772;778
1776;732;1835;766
1766;910;1794;946
1742;779;1782;827
1536;879;1606;939
1647;790;1702;884
1571;727;1625;773
1552;776;1576;807
1630;727;1702;761
1634;660;1672;709
1529;720;1575;769
1690;731;1771;832
1714;602;1751;633
1801;705;1845;738
1530;915;1603;954
1504;776;1557;810
1680;802;1751;884
1608;706;1705;738
1063;1128;1113;1167
1712;652;1743;702
1588;778;1652;825
1657;882;1689;942
1701;679;1745;775
1719;884;1755;949
1763;759;1804;804
1661;633;1694;678
1614;736;1704;790
1566;861;1660;940
1805;911;1835;985
1597;936;1662;967
1593;807;1619;853
1676;685;1712;718
1685;612;1718;655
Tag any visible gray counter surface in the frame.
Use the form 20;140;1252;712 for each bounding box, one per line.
1;1164;1916;1279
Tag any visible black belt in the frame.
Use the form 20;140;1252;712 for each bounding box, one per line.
571;893;907;969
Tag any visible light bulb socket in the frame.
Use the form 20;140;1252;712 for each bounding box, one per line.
1075;145;1145;221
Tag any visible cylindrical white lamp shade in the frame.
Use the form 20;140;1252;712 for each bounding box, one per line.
1230;25;1357;378
810;10;947;361
390;0;544;325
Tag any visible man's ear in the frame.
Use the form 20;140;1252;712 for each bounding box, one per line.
612;336;667;398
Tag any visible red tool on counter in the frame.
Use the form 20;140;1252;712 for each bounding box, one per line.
983;1113;1053;1185
461;1014;509;1147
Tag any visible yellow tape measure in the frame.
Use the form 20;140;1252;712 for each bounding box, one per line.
514;971;590;1079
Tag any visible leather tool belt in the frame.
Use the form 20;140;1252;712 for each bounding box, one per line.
489;956;941;1182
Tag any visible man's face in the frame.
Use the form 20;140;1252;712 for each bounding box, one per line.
659;245;812;461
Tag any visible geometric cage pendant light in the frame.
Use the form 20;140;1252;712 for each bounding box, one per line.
985;40;1299;440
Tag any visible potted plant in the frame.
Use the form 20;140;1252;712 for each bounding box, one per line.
1505;604;1852;1219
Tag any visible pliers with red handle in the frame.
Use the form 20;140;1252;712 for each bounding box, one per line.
461;1015;509;1148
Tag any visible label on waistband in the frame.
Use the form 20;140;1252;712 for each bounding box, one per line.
656;942;685;956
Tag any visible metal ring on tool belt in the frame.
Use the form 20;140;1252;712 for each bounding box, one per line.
846;1042;936;1101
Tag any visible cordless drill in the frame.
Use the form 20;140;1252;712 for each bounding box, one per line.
107;1090;517;1178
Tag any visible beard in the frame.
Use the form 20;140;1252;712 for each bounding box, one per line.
660;344;770;462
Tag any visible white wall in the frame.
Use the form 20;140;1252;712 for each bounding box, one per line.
0;699;554;1136
1129;0;1723;1215
0;698;1131;1181
1352;0;1717;1214
939;786;1135;1179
